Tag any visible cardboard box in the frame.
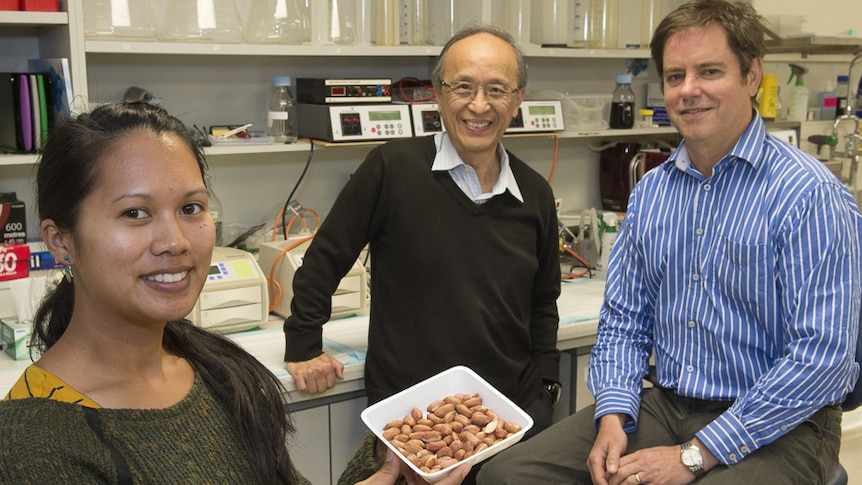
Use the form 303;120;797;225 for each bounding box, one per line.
20;0;57;11
1;319;31;360
0;243;30;282
0;193;26;244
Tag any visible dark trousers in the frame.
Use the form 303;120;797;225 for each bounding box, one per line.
477;386;842;485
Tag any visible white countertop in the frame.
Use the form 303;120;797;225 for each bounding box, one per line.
0;278;607;403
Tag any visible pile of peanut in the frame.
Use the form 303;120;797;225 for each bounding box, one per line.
381;393;523;474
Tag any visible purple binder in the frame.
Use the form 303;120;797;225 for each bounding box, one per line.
19;74;32;152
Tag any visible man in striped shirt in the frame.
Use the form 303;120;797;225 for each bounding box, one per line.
478;1;861;484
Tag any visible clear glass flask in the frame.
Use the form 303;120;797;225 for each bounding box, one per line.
83;0;157;40
158;0;244;43
244;0;309;44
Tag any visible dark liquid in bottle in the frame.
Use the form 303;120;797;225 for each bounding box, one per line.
610;101;635;129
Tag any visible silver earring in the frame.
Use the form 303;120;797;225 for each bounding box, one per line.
63;255;73;282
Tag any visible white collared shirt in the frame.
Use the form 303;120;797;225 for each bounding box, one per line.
431;132;524;204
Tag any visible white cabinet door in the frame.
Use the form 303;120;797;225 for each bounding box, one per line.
290;405;332;485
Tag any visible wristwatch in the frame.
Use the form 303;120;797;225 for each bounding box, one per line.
543;380;562;405
680;441;706;479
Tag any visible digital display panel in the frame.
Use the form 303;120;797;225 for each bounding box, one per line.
368;110;401;121
528;105;556;115
209;265;222;275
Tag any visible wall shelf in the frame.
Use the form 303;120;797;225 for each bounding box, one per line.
765;34;862;57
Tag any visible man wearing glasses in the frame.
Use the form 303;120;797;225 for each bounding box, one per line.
283;23;562;483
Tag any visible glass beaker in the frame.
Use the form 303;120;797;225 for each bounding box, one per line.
244;0;309;44
83;0;157;40
158;0;244;43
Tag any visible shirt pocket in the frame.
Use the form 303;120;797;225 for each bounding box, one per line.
711;236;771;315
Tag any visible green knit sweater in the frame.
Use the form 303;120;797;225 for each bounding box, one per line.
0;376;310;485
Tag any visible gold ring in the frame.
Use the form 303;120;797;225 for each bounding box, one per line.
634;472;642;484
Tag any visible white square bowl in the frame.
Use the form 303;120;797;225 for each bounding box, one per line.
360;365;534;483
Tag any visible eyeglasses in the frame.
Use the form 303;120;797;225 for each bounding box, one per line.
440;81;520;101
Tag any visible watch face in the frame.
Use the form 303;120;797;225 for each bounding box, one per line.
682;447;702;467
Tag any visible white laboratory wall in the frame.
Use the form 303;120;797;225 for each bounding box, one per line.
753;0;859;36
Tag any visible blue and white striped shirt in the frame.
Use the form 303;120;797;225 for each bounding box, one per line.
589;113;862;465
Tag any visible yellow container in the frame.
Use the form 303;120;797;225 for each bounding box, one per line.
758;73;779;121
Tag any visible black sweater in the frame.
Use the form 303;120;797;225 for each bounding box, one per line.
284;136;561;409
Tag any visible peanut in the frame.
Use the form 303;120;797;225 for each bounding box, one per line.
381;393;525;473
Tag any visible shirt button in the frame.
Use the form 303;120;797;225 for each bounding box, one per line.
696;228;704;235
703;184;712;191
693;274;700;281
686;365;694;372
729;453;737;461
740;445;750;453
688;321;696;328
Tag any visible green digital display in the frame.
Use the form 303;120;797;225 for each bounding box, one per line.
528;105;556;115
369;110;402;121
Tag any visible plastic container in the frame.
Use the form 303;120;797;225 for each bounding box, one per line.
243;0;309;44
267;76;298;144
560;94;612;131
158;0;244;43
538;0;570;47
503;0;531;46
360;366;533;484
835;75;850;118
816;80;837;120
407;0;429;45
375;0;398;45
82;0;157;40
609;74;635;129
568;0;590;48
637;108;655;128
589;0;618;49
757;73;779;121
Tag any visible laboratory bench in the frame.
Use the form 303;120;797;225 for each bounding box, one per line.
0;277;605;405
0;278;605;484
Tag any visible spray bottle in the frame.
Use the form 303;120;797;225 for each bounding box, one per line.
787;63;809;121
595;212;620;279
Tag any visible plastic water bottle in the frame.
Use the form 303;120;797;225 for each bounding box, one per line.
267;76;298;143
